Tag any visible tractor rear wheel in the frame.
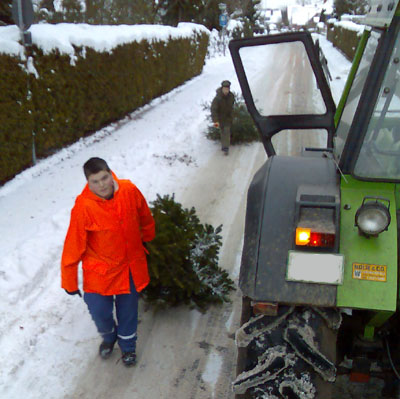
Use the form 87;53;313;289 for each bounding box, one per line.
233;302;340;399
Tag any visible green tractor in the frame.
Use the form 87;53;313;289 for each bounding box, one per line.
230;1;400;398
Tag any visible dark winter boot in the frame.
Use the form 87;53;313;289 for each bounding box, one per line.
122;351;137;367
99;340;116;359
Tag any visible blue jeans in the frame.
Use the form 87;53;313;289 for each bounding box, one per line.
84;274;139;353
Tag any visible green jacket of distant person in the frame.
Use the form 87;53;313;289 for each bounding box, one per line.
211;80;235;128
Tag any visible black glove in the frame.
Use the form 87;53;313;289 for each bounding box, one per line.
65;289;82;297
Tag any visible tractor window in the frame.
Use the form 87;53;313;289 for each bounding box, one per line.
354;36;400;180
334;30;380;159
272;129;328;155
239;41;326;116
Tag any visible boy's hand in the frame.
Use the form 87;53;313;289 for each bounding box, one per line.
65;289;82;297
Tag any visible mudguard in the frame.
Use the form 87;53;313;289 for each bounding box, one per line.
239;151;340;306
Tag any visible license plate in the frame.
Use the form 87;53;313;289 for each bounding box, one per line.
287;251;344;285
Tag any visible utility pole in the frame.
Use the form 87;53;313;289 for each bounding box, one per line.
12;0;36;164
219;3;228;56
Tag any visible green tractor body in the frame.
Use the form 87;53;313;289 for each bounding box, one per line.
230;1;400;397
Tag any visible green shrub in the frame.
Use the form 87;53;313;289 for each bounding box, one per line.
204;93;260;145
144;194;235;311
230;17;255;40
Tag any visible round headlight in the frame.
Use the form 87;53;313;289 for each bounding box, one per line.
355;202;391;236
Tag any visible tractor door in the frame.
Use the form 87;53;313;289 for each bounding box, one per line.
229;31;336;157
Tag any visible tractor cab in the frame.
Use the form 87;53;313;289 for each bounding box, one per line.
230;1;400;398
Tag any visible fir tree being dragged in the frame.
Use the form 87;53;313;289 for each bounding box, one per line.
143;194;235;311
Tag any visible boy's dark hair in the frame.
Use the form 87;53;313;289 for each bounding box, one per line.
83;157;111;179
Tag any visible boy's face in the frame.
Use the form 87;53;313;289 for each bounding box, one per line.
87;170;114;199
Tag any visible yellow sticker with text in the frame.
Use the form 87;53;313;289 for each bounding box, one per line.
352;263;387;282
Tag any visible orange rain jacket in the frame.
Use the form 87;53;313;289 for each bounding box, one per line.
61;173;155;295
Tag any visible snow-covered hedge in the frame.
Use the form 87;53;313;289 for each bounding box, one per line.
326;18;365;60
0;23;209;184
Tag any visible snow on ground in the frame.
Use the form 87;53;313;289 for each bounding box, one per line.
0;27;351;399
320;40;352;103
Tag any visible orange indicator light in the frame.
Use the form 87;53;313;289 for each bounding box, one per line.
296;228;311;245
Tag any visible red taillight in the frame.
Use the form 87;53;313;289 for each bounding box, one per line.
309;232;335;247
296;228;334;248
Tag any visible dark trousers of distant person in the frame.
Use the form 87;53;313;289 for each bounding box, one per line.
221;124;231;151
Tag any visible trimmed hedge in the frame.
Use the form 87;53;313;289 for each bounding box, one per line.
0;31;208;183
326;22;361;61
0;55;34;180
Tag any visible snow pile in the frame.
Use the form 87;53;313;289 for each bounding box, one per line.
331;18;366;34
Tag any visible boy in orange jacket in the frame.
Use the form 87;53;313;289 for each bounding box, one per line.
61;157;155;367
